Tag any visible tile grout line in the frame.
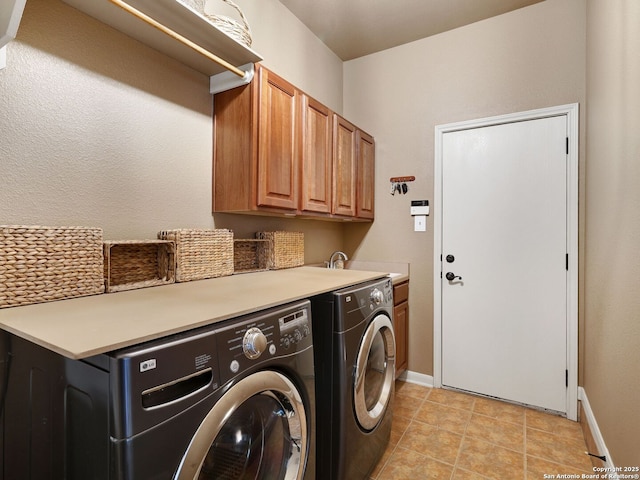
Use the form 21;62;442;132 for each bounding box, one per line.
389;384;592;479
373;384;432;479
450;396;475;480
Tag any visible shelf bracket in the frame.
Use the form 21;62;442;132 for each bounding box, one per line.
0;0;28;70
210;63;254;94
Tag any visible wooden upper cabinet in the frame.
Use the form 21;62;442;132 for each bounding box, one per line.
332;115;357;217
257;68;299;210
212;78;256;213
356;130;375;219
213;64;298;214
300;96;333;214
213;64;374;221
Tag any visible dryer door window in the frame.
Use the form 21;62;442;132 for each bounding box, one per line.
174;371;307;480
353;314;396;431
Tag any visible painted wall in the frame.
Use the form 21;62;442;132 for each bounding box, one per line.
227;0;343;113
342;0;587;378
3;0;636;467
584;0;640;467
0;0;345;264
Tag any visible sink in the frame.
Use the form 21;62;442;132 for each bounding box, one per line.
307;260;409;283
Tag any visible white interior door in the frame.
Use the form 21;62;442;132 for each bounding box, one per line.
440;115;568;413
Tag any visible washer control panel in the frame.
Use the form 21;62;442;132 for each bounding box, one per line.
242;327;268;359
215;300;312;384
278;308;311;350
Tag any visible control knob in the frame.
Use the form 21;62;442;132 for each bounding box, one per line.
243;327;267;359
370;288;384;305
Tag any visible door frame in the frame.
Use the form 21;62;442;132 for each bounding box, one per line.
433;103;579;420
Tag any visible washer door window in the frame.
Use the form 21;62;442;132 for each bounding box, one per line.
175;371;307;480
353;314;396;431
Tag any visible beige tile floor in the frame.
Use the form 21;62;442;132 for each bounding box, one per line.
370;381;594;480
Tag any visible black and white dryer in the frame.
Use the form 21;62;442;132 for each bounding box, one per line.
311;277;396;480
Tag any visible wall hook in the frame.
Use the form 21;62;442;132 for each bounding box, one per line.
389;176;415;195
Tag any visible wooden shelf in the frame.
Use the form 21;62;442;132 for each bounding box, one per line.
62;0;262;77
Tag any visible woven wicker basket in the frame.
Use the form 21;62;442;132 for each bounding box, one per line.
0;225;104;308
234;239;269;274
257;231;304;270
158;229;234;282
205;0;252;48
179;0;252;47
104;240;176;293
178;0;206;11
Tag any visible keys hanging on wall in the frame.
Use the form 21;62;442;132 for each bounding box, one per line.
389;176;415;195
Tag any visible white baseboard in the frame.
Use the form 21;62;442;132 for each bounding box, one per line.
397;370;434;388
579;387;617;471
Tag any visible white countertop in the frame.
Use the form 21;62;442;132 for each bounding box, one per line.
0;267;387;359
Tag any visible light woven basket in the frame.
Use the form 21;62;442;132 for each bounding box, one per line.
257;231;304;270
179;0;252;48
0;225;105;308
158;229;234;282
104;240;176;293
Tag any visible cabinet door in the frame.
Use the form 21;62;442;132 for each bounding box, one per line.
300;96;332;214
394;301;408;376
394;281;409;377
257;68;299;210
332;115;357;217
356;130;375;219
213;83;255;213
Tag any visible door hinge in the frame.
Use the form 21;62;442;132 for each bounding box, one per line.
565;369;568;387
440;271;442;279
566;137;569;154
566;254;569;271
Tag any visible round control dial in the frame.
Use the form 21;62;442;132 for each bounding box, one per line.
243;327;267;359
370;288;384;305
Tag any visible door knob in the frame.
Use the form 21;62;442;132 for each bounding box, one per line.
445;272;462;281
446;255;455;263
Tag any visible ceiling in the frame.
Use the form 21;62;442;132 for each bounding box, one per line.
277;0;544;61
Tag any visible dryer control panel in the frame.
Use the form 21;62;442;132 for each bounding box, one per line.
334;278;394;332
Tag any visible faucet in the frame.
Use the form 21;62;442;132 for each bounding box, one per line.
328;251;349;269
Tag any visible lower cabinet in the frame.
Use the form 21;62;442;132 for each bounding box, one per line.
393;280;409;377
